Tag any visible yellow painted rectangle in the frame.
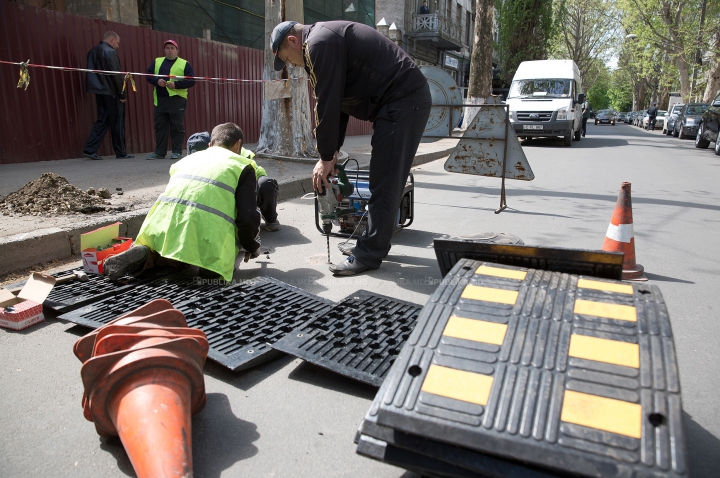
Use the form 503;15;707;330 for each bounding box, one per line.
561;390;642;439
574;299;637;322
443;316;508;346
461;285;518;305
578;279;634;295
421;365;494;406
568;334;639;368
475;265;527;281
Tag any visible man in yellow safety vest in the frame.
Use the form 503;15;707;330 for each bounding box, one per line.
146;39;196;160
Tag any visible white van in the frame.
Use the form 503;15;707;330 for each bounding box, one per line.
506;60;584;146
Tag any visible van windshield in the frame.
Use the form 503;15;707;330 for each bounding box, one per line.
508;79;572;99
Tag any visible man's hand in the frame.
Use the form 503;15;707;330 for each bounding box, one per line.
312;151;338;192
120;99;127;103
243;249;261;263
158;79;167;87
167;81;176;89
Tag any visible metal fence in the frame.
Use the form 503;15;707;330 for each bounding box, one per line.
0;1;372;164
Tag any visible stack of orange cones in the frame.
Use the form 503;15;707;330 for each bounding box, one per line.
601;182;647;281
74;299;209;478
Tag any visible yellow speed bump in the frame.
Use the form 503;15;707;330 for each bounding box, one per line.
561;390;642;439
461;285;518;305
421;364;494;406
475;265;527;281
577;279;634;295
568;334;639;368
574;299;637;322
443;316;508;346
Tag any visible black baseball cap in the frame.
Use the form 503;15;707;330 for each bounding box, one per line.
187;131;210;154
271;21;298;71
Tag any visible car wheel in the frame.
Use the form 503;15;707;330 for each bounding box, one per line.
564;132;572;146
695;124;710;148
678;126;686;139
673;125;679;137
574;128;581;141
715;132;720;156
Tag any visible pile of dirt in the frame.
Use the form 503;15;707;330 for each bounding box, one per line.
0;173;110;216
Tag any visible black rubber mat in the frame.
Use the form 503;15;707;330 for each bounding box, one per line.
272;291;422;386
42;267;171;312
58;273;222;327
175;277;333;371
434;239;624;279
374;258;686;477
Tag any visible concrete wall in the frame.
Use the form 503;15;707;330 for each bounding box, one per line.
65;0;138;26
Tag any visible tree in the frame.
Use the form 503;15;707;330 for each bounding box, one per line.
495;0;555;84
467;0;495;99
586;62;612;109
256;0;317;158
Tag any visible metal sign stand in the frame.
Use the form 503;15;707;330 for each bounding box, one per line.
497;103;510;214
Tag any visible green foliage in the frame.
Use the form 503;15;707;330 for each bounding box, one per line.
586;65;612;109
494;0;555;84
608;70;634;111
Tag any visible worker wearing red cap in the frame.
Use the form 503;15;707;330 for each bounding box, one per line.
146;40;196;160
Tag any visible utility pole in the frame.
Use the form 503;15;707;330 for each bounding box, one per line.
256;0;317;158
461;0;494;129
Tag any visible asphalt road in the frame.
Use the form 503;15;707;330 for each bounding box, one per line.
1;122;719;477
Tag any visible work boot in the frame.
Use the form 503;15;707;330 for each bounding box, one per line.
146;153;165;160
329;255;374;276
103;245;150;281
338;242;391;258
264;219;281;232
170;153;182;160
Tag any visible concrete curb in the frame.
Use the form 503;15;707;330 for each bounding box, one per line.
0;146;453;276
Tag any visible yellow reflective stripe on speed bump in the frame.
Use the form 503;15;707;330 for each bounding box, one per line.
568;334;639;368
443;316;508;345
421;364;494;406
577;279;634;295
475;265;527;281
561;390;642;438
461;285;518;305
574;299;637;322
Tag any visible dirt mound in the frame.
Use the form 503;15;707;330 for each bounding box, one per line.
0;173;109;216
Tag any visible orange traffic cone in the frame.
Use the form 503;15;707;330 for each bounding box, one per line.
602;182;647;281
75;302;208;478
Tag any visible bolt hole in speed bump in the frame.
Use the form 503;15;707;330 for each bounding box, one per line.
357;258;686;477
272;291;422;387
74;299;208;478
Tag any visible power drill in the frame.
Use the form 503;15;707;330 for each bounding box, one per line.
316;163;355;262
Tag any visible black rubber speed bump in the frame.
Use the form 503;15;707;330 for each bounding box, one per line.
58;274;221;327
272;291;422;386
175;277;333;371
371;258;686;477
434;239;624;280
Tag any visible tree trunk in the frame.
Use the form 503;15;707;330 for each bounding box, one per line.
462;0;494;129
703;29;720;102
256;0;317;158
676;56;691;101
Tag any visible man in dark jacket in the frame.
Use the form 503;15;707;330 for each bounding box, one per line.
146;40;196;160
272;21;431;276
82;31;132;160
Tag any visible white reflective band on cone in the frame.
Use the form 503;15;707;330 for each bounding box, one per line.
606;223;634;243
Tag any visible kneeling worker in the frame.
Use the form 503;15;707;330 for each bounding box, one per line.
104;123;262;281
187;131;280;232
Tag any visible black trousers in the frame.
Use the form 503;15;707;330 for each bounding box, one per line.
154;96;187;155
84;94;126;156
353;83;432;269
257;176;279;223
582;117;588;135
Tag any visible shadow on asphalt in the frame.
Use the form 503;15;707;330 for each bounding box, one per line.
287;360;378;401
684;410;720;477
203;354;295;392
521;137;630;148
193;393;261;477
645;272;695;284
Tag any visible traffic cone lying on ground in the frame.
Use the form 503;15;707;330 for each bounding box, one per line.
601;182;647;281
74;299;209;478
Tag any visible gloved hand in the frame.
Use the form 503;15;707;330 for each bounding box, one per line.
243;248;261;262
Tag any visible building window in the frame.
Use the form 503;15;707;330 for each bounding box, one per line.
466;11;471;46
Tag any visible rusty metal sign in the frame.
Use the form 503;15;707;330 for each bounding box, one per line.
445;98;534;181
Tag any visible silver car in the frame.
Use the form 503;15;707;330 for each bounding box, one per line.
664;104;684;135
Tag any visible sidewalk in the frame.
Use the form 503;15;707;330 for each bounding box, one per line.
0;136;458;276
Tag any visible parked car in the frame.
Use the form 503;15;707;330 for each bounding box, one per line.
694;92;720;155
664;104;684;135
628;111;638;124
673;103;708;139
644;110;666;130
595;109;616;125
616;112;627;122
635;111;648;127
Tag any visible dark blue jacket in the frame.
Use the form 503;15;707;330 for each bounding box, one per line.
85;41;125;99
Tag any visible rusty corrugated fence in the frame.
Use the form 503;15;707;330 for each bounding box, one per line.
0;1;372;164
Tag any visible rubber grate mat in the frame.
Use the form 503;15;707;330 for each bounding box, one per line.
272;291;422;387
42;267;172;312
434;239;624;280
355;368;556;478
174;277;333;371
58;274;222;327
374;258;686;478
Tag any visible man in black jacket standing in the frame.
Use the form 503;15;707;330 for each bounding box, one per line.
272;21;431;276
82;31;132;160
146;40;196;160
